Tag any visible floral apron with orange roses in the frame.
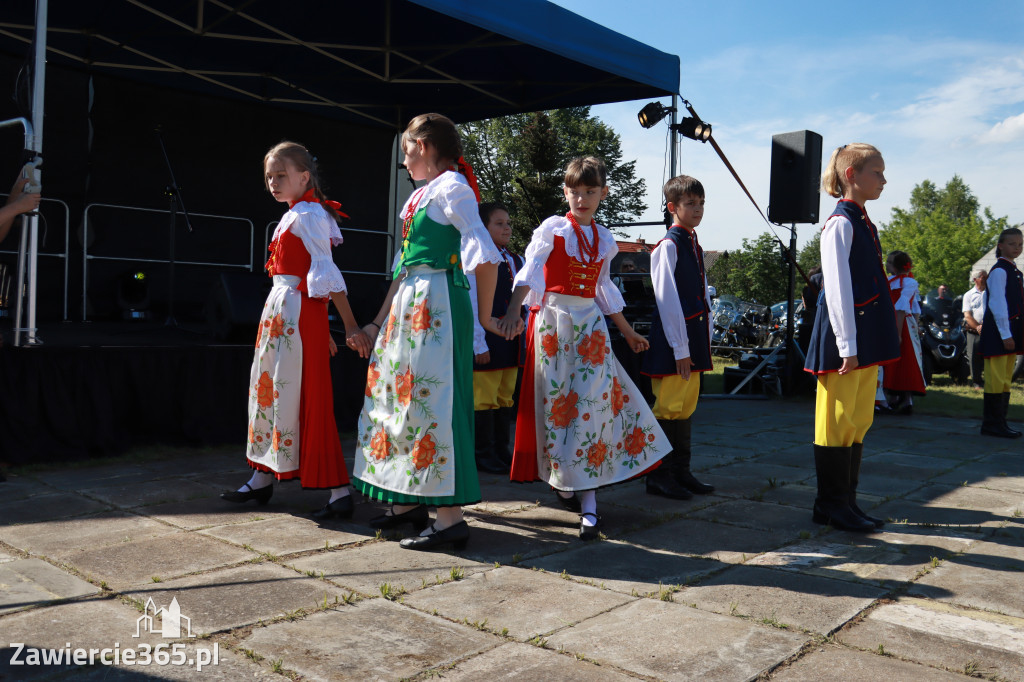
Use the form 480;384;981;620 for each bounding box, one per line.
353;210;479;505
518;292;670;491
246;274;303;474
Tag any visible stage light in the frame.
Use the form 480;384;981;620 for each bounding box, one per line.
637;102;674;129
674;117;712;143
117;270;152;320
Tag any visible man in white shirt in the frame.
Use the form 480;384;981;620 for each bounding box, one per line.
962;269;987;389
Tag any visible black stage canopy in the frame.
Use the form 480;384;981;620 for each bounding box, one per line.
0;0;680;128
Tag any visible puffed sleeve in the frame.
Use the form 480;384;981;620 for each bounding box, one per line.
594;237;625;315
288;206;347;298
466;272;489;354
439;179;501;273
513;219;557;309
821;215;856;357
894;277;916;312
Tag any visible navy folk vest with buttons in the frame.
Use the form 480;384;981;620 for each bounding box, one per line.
476;250;525;370
804;200;899;374
641;226;713;376
980;258;1024;358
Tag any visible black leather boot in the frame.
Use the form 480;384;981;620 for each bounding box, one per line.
812;445;874;532
982;393;1019;438
849;443;884;528
474;410;506;473
1003;393;1022;437
645;419;693;500
673;419;715;494
493;406;514;466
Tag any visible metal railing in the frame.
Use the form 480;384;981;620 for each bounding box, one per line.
0;195;70;320
82;203;254;321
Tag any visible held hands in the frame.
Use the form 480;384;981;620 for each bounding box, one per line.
345;326;373;359
624;328;650;354
493;313;524;340
676;356;694;381
838;355;859;375
328;334;338;357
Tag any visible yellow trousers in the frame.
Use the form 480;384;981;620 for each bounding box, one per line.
984;355;1016;394
651;374;701;420
814;366;878;447
473;367;519;411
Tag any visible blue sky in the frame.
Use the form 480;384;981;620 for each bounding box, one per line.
552;0;1024;252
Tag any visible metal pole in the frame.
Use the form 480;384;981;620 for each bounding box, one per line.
784;223;798;393
1;116;35;347
22;0;47;345
670;94;678;182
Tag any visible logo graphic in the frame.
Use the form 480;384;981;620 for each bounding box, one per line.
135;597;195;639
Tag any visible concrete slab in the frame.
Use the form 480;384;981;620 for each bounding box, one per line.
59;641;276;681
544;597;808;681
910;557;1024;619
705;461;815;490
839;597;1024;680
678;564;886;635
524;540;722;597
81;478;221;509
755;444;814;470
771;642;975;681
904;482;1024;519
0;474;52;502
626;518;794;563
199;516;367;556
689;499;819;534
142;495;296;531
853;472;929;500
402;565;633;641
63;533;255;591
434;641;637;681
123;563;351;635
287;539;491;597
0;491;110;524
871;498;1003;530
240;598;497;681
0;558;100;615
0;511;180;560
859;452;959;480
28;464;157;490
754;482;819;509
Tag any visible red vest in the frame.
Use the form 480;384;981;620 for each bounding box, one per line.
543;236;603;298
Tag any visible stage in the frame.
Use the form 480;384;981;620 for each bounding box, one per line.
0;320;369;466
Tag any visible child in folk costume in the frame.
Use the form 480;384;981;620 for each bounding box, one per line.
469;202;525;473
804;143;900;532
641;175;716;500
499;156;669;540
877;250;925;414
354;113;505;551
979;227;1023;439
222;142;372;518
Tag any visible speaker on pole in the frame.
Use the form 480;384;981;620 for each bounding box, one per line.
768;130;823;225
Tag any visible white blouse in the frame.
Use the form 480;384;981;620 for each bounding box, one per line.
890;275;920;314
512;215;625;315
651;236;712;360
986;261;1014;340
272;201;347;299
820;214;857;358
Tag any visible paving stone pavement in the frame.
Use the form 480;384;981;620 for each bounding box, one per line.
1;399;1023;681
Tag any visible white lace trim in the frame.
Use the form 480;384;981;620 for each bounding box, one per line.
542;215;616;261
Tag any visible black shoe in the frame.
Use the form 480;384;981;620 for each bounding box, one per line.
554;490;581;513
399;521;469;551
579;512;601;540
645;469;693;500
874;404;894;415
811;500;875;532
850;502;885;529
221;483;273;505
368;505;430;533
677;470;715;495
311;495;354;520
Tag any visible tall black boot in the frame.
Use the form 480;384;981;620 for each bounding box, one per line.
812;445;874;532
982;393;1019;438
493;406;514;466
673;419;715;494
646;419;692;500
849;443;884;528
474;410;506;473
1002;393;1022;437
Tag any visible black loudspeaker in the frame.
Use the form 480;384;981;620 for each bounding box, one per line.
206;272;271;342
768;130;823;224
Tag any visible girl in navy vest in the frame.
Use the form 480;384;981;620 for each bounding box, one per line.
979;227;1023;438
640;174;716;500
804;143;899;532
497;156;669;540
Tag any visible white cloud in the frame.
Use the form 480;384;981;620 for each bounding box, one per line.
979;112;1024;144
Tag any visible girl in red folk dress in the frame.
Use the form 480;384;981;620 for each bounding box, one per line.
498;156;670;540
222;142;371;517
878;250;926;414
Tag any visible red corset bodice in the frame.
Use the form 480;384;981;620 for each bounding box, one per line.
266;229;311;294
543;235;603;298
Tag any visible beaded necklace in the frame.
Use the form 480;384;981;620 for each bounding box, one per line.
401;186;429;240
565;212;600;263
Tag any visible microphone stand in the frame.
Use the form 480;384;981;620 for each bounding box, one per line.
155;126;194;329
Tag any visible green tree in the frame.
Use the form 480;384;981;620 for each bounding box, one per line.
709;231;790;304
879;176;1008;293
460;107;647;251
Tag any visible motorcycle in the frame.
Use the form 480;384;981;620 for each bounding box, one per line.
918;292;969;383
711;297;770;358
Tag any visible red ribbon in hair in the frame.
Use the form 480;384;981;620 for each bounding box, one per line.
291;189;350;218
453;156;481;202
